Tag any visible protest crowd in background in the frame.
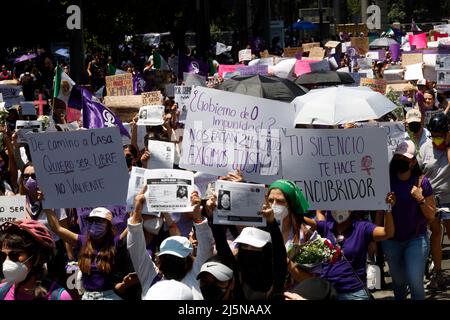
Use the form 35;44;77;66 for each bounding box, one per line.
0;20;450;301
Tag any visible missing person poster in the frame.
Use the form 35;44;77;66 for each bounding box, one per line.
213;180;267;227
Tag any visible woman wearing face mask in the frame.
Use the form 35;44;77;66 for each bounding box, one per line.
383;140;436;300
404;109;430;149
417;113;450;290
127;186;214;300
300;196;395;300
44;207;127;300
19;163;70;287
196;256;236;301
0;220;71;300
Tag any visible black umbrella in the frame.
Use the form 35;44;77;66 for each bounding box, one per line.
295;71;355;86
215;74;308;102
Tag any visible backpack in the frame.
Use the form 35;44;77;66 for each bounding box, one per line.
0;281;66;300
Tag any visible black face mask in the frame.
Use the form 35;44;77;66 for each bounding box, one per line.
125;156;133;168
391;158;410;174
200;283;228;301
237;249;273;292
159;255;188;281
408;122;421;133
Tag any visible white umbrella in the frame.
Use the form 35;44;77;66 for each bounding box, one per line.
369;37;398;47
268;58;296;79
292;86;397;125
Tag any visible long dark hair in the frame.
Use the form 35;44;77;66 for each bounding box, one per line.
0;229;54;300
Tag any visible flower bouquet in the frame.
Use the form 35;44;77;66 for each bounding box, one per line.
287;235;342;273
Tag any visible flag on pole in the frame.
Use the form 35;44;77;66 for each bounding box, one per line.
411;19;422;32
53;65;75;106
178;53;209;79
68;85;130;138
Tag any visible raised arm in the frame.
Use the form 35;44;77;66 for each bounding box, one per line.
44;208;79;247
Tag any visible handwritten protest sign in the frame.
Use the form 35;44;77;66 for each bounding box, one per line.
309;60;331;72
145;169;194;212
302;42;320;52
0;196;26;224
105;73;133;96
77;205;128;235
356;122;406;161
360;78;387;94
239;49;252;62
137;105;164;126
142;91;162;105
283;47;303;58
213;180;267;227
402;53;423;67
0;84;24;108
281;128;390;210
27;127;129;209
294;60;313;76
309;47;325;60
351;37;369;55
235;65;269;76
180;87;295;183
175;86;192;122
15;120;42;143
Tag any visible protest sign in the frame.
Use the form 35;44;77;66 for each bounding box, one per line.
147;140;175;169
308;47;325;60
325;41;341;49
366;50;386;61
105;73;133;96
213;180;266;227
357;58;373;69
436;69;450;90
309;59;331;72
434;24;450;35
218;65;240;77
180;87;294;183
302;42;320;52
0;196;26;224
15;120;42;143
20;102;36;116
0;84;24;108
355;122;405;161
283;47;303;58
294;60;313;76
175;85;192;122
351;37;369;55
77;205;128;236
126;166;156;213
281;128;390;210
402;53;423;67
404;63;424;80
360;78;387;94
144;169;194;212
239;49;252;62
408;33;427;49
436;55;450;69
141;91;162;105
137;105;164;126
27;127;129;209
122;123;132;146
235;65;269;76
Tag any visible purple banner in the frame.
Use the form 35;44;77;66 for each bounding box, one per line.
389;43;400;62
235;65;269;76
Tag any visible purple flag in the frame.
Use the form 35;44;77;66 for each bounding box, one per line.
68;85;130;138
178;53;209;79
132;71;147;95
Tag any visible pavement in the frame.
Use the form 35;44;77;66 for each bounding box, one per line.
372;233;450;300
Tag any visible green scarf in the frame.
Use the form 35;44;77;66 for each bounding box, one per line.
268;179;310;216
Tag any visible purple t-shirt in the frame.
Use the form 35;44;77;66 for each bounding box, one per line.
390;175;433;241
77;234;121;291
317;220;376;293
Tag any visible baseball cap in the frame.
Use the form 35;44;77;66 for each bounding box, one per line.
197;262;234;282
143;280;193;300
394;140;416;159
88;207;113;222
417;79;427;86
157;236;193;258
234;227;272;248
405;109;422;123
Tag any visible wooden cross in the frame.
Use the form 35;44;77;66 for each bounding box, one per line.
34;94;45;116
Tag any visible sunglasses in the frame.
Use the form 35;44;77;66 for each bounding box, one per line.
22;173;36;180
0;250;27;263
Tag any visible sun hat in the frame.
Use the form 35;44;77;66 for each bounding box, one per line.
234;227;272;248
157;236;193;258
197;261;234;282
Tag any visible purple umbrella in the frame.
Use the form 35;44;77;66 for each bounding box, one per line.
14;53;37;64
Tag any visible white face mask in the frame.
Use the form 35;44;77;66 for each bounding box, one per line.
331;211;351;224
2;256;32;284
272;204;289;227
143;217;163;235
